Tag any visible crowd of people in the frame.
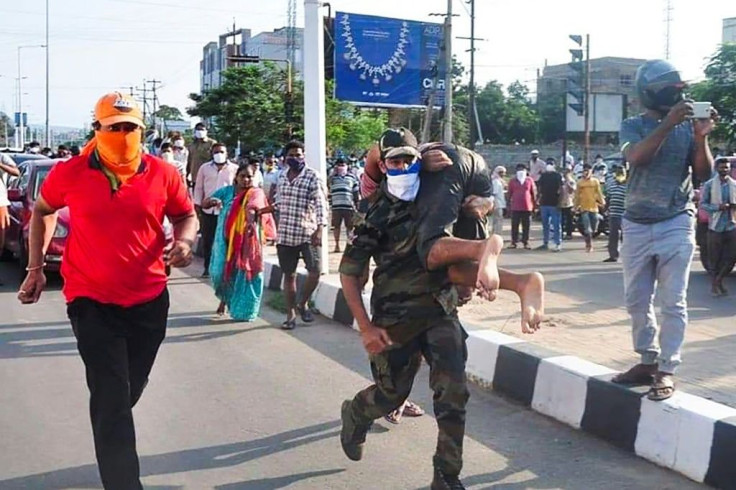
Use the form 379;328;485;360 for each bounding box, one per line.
8;54;733;489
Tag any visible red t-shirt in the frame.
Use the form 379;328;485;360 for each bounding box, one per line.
41;153;193;306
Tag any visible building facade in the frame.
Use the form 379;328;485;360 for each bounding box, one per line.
537;57;646;138
724;17;736;44
199;27;304;94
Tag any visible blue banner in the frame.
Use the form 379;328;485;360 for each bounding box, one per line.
335;12;446;107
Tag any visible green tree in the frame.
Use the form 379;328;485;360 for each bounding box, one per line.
187;62;295;151
154;105;184;122
0;112;15;146
324;79;387;153
690;43;736;146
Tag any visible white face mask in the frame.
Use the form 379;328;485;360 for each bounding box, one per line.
386;161;421;202
516;170;527;184
546;164;555;172
161;151;174;162
173;139;185;148
213;152;227;164
194;129;207;139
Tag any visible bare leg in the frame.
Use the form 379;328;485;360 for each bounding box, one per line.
298;271;320;310
448;264;544;334
426;236;502;297
284;273;298;321
216;301;226;316
333;223;341;252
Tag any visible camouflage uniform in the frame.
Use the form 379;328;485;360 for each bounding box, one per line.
339;183;469;476
186;138;216;184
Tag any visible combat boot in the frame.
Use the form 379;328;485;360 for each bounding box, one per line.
340;400;371;461
431;467;465;490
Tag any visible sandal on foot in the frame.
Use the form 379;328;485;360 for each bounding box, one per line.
384;407;403;425
648;373;676;401
281;318;296;330
297;305;315;323
402;401;425;417
611;363;657;385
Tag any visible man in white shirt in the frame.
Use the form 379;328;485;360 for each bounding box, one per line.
529;150;546;182
0;153;20;284
193;143;238;277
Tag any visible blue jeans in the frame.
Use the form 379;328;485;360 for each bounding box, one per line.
621;213;695;374
540;206;561;245
580;211;599;237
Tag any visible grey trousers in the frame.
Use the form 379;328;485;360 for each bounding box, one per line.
621;213;695;374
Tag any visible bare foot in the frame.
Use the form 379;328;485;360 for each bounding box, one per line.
518;272;545;334
719;282;729;296
476;235;503;300
216;301;226;316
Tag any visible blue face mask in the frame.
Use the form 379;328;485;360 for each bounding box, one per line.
386;160;421;201
285;156;305;172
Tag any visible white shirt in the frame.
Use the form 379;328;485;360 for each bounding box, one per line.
263;168;280;197
193;161;239;215
0;153;18;207
253;168;264;188
492;176;506;209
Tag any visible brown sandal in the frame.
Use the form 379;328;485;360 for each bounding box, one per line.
648;373;676;401
611;363;657;385
402;401;425;417
384;407;403;424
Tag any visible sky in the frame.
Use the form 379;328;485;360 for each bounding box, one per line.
1;0;734;129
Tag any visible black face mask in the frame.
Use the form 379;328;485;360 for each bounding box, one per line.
651;86;684;112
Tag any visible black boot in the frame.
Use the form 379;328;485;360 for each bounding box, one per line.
340;400;371;461
431;467;465;490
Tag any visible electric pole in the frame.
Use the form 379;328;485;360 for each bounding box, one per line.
442;0;453;143
149;79;162;133
457;0;484;149
584;34;590;165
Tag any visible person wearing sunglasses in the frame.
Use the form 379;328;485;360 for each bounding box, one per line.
17;92;197;489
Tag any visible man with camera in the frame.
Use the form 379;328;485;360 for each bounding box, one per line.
613;60;716;401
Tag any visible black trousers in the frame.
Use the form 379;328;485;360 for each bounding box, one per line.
200;212;219;271
67;289;169;490
561;207;574;237
511;210;531;245
708;229;736;280
608;216;623;260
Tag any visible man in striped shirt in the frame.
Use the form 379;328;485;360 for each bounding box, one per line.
604;166;628;262
328;158;359;253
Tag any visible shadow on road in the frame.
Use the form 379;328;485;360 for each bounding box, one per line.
215;468;346;490
0;421;342;489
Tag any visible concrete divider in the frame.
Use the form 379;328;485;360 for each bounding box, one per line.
262;258;736;488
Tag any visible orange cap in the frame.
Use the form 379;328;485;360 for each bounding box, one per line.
93;92;145;128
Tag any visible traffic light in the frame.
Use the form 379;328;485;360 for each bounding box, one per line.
568;35;585;117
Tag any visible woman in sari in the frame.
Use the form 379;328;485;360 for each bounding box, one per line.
201;163;276;320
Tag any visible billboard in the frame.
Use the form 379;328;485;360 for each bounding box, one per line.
566;93;625;133
335;11;446;107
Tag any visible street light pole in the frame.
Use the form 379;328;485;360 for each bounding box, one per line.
17;44;46;149
45;0;50;147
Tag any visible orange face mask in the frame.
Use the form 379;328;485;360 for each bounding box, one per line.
95;129;142;183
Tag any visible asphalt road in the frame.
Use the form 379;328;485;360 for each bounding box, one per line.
0;261;705;489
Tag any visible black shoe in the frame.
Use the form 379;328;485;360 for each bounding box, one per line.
280;318;296;330
603;257;618;263
340;400;370;461
297;305;315;323
431;468;465;490
536;244;549;250
201;271;210;278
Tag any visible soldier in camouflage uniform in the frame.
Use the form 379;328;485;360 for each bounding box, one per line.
339;130;494;490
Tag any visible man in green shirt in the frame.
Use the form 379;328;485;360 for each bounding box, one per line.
187;122;216;186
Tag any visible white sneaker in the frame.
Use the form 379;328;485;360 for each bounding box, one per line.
554;244;562;252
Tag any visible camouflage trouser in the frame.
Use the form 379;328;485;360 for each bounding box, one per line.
347;316;469;475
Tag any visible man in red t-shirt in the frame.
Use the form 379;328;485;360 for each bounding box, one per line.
17;92;197;489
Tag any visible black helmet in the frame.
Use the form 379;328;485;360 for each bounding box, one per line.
635;60;686;111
